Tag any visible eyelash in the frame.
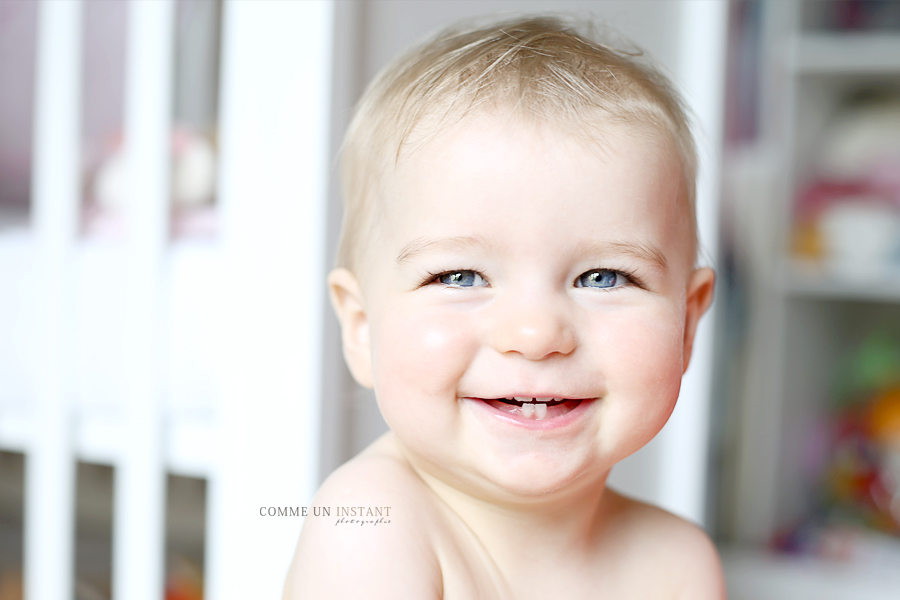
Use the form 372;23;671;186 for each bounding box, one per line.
419;268;646;290
579;268;647;291
419;269;487;288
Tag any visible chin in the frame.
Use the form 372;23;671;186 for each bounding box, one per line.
473;455;606;502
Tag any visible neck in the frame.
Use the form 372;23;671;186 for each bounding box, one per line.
405;449;617;573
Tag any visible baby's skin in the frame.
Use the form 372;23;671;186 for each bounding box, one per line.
284;110;722;599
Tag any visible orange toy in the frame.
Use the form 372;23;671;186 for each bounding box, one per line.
868;388;900;450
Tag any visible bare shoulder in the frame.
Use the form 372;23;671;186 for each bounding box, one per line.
603;490;726;600
283;434;443;600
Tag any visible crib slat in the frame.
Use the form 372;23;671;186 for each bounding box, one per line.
24;1;82;599
111;1;174;599
208;1;334;598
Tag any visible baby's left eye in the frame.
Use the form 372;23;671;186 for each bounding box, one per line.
574;269;627;290
436;270;488;288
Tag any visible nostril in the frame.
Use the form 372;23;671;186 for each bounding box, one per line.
490;311;576;360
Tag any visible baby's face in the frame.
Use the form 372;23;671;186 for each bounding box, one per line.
331;111;713;502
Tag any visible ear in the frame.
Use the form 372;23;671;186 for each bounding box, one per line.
682;267;715;372
328;268;374;388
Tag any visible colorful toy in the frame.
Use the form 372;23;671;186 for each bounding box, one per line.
165;555;203;600
775;334;900;558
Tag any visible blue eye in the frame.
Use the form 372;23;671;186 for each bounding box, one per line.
575;269;625;289
437;270;487;287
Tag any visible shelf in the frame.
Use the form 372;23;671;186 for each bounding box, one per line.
791;33;900;74
782;259;900;303
723;547;900;600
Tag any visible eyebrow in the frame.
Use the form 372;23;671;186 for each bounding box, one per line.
586;240;669;272
397;235;667;270
396;235;489;264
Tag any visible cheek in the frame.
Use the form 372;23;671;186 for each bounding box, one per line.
597;305;684;372
597;308;686;449
370;307;477;410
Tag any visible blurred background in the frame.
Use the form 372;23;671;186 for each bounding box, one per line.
1;0;900;599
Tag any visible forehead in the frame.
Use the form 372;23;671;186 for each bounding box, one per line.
374;112;691;260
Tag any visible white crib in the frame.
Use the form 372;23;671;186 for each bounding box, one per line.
0;1;334;598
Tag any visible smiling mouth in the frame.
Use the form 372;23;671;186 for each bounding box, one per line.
479;397;584;420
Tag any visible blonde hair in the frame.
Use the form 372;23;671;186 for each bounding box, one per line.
337;15;697;271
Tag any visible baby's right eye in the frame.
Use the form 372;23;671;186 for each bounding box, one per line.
434;270;488;288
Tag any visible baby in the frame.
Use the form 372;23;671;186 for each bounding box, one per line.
285;16;722;599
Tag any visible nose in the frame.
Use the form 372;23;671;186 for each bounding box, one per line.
488;297;577;360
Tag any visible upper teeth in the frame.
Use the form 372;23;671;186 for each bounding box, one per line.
513;396;556;403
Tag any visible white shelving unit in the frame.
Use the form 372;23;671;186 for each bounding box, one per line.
723;547;900;600
791;32;900;73
0;1;334;599
722;2;900;598
784;258;900;303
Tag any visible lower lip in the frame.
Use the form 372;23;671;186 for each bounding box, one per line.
463;397;596;431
